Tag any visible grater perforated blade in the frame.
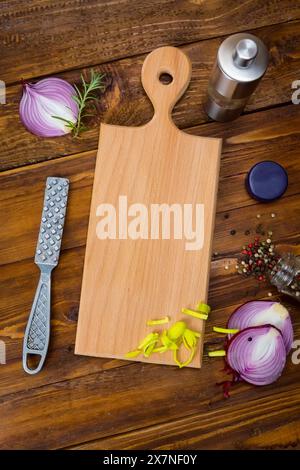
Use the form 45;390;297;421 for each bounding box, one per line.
23;177;69;374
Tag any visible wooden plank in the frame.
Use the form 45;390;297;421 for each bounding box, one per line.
0;247;130;398
190;104;300;179
1;20;300;171
1;1;300;85
0;302;299;449
0;242;298;399
0;188;298;447
1;0;299;453
1;176;299;269
70;402;300;449
0;104;299;268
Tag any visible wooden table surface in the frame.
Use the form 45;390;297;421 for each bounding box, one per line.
0;0;300;450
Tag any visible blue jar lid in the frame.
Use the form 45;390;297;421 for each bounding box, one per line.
246;161;288;202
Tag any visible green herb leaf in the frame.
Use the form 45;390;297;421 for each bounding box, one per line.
71;69;105;137
51;115;77;131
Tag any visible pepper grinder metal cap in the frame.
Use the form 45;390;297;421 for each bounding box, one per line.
204;33;268;122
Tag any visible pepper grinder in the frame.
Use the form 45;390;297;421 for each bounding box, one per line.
204;33;268;122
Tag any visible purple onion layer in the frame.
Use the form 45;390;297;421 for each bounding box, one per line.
226;325;286;386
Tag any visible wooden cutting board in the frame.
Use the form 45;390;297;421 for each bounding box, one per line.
75;46;222;368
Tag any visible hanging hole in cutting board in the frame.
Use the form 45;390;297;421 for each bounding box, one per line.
141;47;192;117
159;72;173;84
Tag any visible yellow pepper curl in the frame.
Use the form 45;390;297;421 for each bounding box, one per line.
146;316;170;326
155;321;201;367
125;302;211;367
208;350;226;357
125;332;159;359
172;323;201;368
126;322;201;368
182;302;211;321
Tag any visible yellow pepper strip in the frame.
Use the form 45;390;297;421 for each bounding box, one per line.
125;349;141;358
182;328;200;349
182;335;191;350
182;308;208;321
213;326;239;334
162;331;179;350
174;346;196;368
126;332;160;359
146;316;170;326
167;321;186;341
152;346;167;353
138;332;159;350
125;319;202;368
143;340;157;357
191;330;201;337
195;302;211;315
208;350;226;357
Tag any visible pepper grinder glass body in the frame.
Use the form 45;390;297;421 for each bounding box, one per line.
204;33;268;122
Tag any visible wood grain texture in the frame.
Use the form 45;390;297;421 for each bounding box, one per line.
70;395;300;450
0;177;299;447
0;0;300;451
0;244;298;398
0;100;299;447
0;303;299;449
1;20;300;171
75;47;221;367
1;104;298;268
1;0;300;85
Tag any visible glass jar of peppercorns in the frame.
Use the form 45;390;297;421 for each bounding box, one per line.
237;237;300;302
269;253;300;301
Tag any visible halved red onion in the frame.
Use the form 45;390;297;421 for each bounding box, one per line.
19;78;79;137
226;325;286;386
227;301;293;353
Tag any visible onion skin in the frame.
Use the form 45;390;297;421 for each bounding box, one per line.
227;301;293;353
226;325;286;386
19;78;78;137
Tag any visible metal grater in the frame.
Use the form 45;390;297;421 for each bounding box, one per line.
23;177;69;374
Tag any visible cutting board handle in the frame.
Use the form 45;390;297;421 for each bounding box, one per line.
141;46;192;126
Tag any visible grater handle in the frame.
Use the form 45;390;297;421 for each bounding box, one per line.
23;269;52;374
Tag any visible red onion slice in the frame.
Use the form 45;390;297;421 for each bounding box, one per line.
19;78;78;137
226;325;286;386
227;301;293;353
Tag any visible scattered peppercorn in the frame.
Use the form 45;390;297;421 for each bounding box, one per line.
236;235;280;282
230;229;236;235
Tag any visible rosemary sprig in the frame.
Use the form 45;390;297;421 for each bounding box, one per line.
53;69;105;137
